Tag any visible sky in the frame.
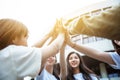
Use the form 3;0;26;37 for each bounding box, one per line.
0;0;106;45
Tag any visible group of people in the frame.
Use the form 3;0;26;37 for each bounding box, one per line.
0;2;120;80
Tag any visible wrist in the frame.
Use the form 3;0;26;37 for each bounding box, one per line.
59;33;64;37
71;42;76;48
44;34;49;39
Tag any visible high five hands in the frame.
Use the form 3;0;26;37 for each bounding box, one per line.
48;18;69;44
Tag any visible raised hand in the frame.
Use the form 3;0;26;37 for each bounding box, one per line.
51;18;67;37
48;18;66;44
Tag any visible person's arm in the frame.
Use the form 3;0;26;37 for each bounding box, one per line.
32;23;57;47
60;44;67;80
41;33;64;65
41;19;65;67
65;5;120;40
32;33;51;47
66;33;115;65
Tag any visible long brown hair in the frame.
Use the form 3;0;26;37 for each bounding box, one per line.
66;51;98;80
52;56;60;80
0;18;28;50
112;40;120;55
53;63;60;80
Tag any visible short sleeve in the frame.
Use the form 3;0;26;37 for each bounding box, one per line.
11;46;42;77
109;52;120;69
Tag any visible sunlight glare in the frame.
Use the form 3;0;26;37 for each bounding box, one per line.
0;0;106;46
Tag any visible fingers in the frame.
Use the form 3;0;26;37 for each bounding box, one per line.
48;18;72;45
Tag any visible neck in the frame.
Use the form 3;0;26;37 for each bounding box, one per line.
45;65;54;74
73;67;80;74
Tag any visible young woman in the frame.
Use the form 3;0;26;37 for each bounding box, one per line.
66;51;99;80
36;56;60;80
0;18;65;80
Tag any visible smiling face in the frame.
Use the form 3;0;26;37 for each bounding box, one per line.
68;53;80;69
46;56;56;66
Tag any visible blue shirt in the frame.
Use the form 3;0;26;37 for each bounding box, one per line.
36;68;57;80
74;73;98;80
109;52;120;69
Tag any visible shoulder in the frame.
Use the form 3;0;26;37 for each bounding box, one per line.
109;52;120;69
109;52;120;58
4;45;42;64
7;45;42;56
37;68;57;80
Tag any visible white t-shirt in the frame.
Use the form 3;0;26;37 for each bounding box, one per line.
109;52;120;69
73;73;98;80
0;45;42;80
36;68;57;80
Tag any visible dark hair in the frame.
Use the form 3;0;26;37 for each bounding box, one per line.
112;40;120;55
66;51;98;80
53;63;60;80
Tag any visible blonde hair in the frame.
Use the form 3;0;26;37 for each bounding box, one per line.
0;18;28;50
